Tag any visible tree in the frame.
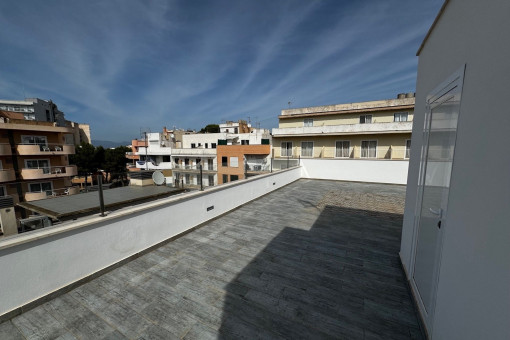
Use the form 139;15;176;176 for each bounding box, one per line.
103;146;131;184
69;142;99;189
199;124;220;133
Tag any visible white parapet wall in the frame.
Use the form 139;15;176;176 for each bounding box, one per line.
300;158;409;184
0;167;301;318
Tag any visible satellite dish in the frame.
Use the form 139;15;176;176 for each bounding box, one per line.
152;171;165;186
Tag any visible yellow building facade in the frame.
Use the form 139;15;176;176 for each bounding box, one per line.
272;94;414;161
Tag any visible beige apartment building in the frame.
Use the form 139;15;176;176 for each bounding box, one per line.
272;94;414;162
0;112;79;222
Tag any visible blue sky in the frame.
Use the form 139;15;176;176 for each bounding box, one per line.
0;0;443;142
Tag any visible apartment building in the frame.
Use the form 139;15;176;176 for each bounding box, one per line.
0;98;91;145
0;112;79;218
126;139;146;171
172;122;270;187
272;94;414;165
171;133;219;187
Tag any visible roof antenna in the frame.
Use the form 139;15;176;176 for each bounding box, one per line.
288;101;292;108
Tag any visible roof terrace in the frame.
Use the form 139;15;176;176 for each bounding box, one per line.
0;179;422;339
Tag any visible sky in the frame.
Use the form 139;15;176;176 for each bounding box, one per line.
0;0;443;142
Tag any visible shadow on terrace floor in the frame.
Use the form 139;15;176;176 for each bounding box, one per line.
218;204;423;339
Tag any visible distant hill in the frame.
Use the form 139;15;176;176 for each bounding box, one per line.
92;140;131;148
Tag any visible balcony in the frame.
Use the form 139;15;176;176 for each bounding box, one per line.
272;121;413;137
23;191;49;202
16;143;75;156
0;177;422;338
173;163;217;172
0;143;11;156
170;148;217;156
0;169;15;182
20;165;78;180
23;186;79;202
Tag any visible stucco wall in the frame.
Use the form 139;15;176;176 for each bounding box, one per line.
400;0;510;339
300;158;408;184
0;167;301;318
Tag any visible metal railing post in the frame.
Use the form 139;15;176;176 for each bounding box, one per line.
98;175;105;217
199;165;204;191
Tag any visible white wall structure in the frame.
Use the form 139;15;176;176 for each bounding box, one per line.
300;159;408;184
0;167;301;318
400;0;510;339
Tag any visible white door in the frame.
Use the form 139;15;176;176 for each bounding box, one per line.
412;66;465;329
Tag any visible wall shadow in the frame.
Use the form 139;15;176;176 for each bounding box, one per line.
218;205;422;339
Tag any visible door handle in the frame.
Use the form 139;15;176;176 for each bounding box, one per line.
429;207;443;219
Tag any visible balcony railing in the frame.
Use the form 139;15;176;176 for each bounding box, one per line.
245;163;271;172
20;165;78;180
24;186;79;202
272;121;413;136
170;148;217;156
17;143;75;155
0;169;15;182
275;144;411;160
173;164;217;171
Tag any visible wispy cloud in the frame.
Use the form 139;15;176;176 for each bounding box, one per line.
0;0;443;141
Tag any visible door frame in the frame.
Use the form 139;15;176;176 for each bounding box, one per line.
409;65;466;333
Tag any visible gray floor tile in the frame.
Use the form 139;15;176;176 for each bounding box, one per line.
0;179;422;339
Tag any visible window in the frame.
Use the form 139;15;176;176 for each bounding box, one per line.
205;143;208;148
207;159;214;170
281;142;292;157
222;157;228;167
304;118;313;127
208;175;214;186
25;159;50;174
301;142;313;157
222;174;228;183
360;115;372;124
230;157;238;167
45;110;50;121
335;141;350;158
405;139;411;159
230;175;238;181
361;140;377;158
212;143;217;149
29;182;52;194
185;174;190;184
261;139;270;145
241;140;249;145
218;140;227;145
0;185;5;196
394;112;409;122
162;156;170;162
21;135;47;145
191;143;196;148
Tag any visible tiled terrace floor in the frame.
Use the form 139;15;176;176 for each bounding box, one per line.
0;179;422;339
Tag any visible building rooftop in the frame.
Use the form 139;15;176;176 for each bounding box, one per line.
280;96;415;118
0;179;422;339
18;186;184;220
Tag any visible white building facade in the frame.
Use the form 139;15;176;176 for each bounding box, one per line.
400;0;510;339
